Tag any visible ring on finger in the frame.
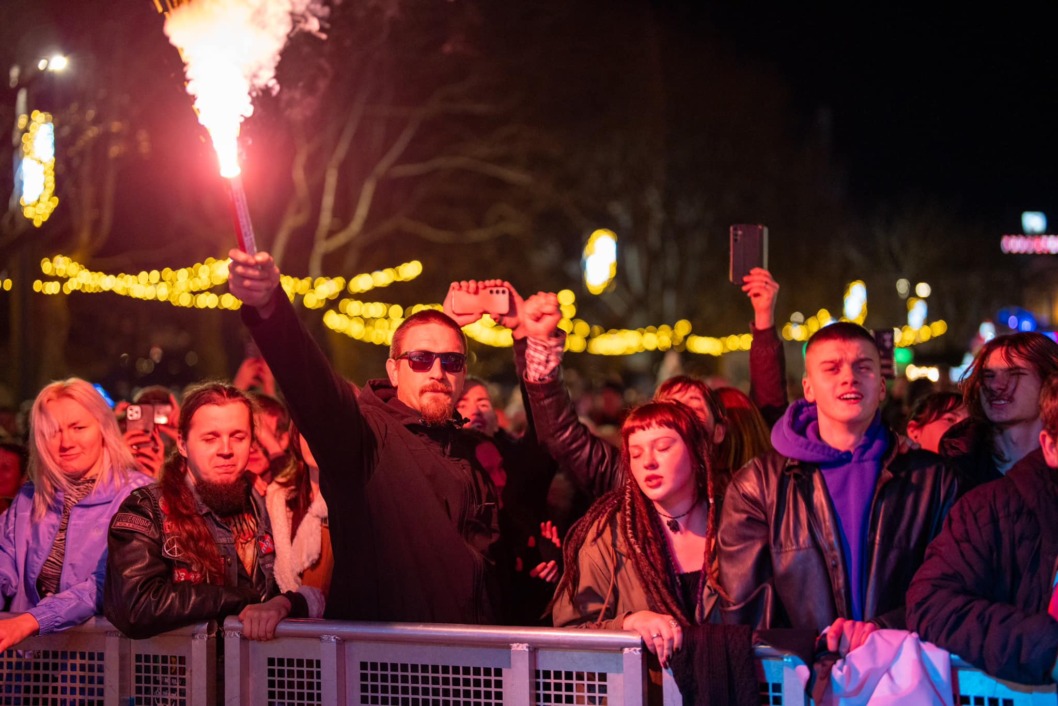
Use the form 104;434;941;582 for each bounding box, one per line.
651;633;662;639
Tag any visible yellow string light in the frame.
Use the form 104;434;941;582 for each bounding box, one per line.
26;255;948;354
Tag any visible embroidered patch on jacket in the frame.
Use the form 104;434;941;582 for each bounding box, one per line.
173;568;204;584
112;513;153;535
162;536;185;559
257;533;275;555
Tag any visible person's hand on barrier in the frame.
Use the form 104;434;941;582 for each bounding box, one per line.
742;267;779;330
522;292;562;342
0;613;39;652
125;428;165;478
623;610;682;667
228;249;281;319
825;617;877;656
239;595;292;641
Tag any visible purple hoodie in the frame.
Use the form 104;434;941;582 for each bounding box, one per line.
771;399;890;620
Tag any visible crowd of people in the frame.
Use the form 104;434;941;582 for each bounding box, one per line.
0;246;1056;701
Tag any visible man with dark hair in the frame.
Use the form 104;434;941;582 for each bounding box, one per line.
908;373;1058;684
942;332;1058;491
228;250;502;624
105;383;315;639
718;322;957;654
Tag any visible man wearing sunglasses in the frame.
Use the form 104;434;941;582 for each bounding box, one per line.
228;249;501;625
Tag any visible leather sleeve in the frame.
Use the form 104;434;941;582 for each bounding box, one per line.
521;372;622;500
104;490;258;639
716;459;777;630
748;325;788;428
906;488;1058;685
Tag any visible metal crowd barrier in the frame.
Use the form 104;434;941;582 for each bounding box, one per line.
0;613;215;705
2;612;1057;705
223;618;645;706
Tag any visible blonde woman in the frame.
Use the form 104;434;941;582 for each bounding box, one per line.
0;379;150;650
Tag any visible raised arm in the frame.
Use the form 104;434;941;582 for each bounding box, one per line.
228;249;375;494
518;292;622;498
743;268;788;427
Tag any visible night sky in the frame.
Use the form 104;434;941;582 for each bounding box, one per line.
3;0;1057;391
701;5;1058;232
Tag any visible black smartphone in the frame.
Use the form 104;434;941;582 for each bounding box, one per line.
873;329;896;381
729;224;769;284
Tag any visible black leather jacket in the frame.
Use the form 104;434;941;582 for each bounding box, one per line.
104;483;302;639
717;440;957;632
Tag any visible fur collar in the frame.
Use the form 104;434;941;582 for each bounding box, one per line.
266;483;328;593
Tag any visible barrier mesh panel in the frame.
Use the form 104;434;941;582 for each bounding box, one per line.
134;652;189;705
359;661;503;705
0;649;105;705
758;679;783;706
535;669;608;705
959;698;1015;706
756;656;787;706
267;655;322;705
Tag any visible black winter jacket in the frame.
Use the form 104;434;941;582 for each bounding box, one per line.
104;483;303;639
939;417;1004;495
243;292;501;624
717;440;957;633
907;448;1058;684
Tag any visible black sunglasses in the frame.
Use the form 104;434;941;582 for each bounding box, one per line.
396;350;467;373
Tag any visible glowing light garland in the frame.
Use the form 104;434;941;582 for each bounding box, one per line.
19;111;59;227
24;255;947;355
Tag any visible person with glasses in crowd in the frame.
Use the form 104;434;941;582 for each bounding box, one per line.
227;249;502;624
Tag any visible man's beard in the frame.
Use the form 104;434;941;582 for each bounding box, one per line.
419;384;454;425
197;475;250;517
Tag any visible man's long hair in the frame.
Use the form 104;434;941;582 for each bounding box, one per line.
552;401;723;625
158;382;255;584
961;332;1058;423
29;378;138;520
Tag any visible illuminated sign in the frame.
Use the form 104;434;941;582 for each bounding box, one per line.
1000;235;1058;254
1022;211;1047;234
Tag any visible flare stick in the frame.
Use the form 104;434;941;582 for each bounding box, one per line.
226;175;257;255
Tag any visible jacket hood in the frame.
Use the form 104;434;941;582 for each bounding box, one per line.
771;399;888;465
362;378;464;428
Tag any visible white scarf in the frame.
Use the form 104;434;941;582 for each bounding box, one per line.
266;482;328;593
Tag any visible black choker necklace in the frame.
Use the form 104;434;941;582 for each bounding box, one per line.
657;506;694;533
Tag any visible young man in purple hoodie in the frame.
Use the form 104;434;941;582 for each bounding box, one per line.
717;323;957;655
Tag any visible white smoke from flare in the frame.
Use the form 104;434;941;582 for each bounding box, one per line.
164;0;327;177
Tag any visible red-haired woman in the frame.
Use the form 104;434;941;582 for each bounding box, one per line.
551;401;723;667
